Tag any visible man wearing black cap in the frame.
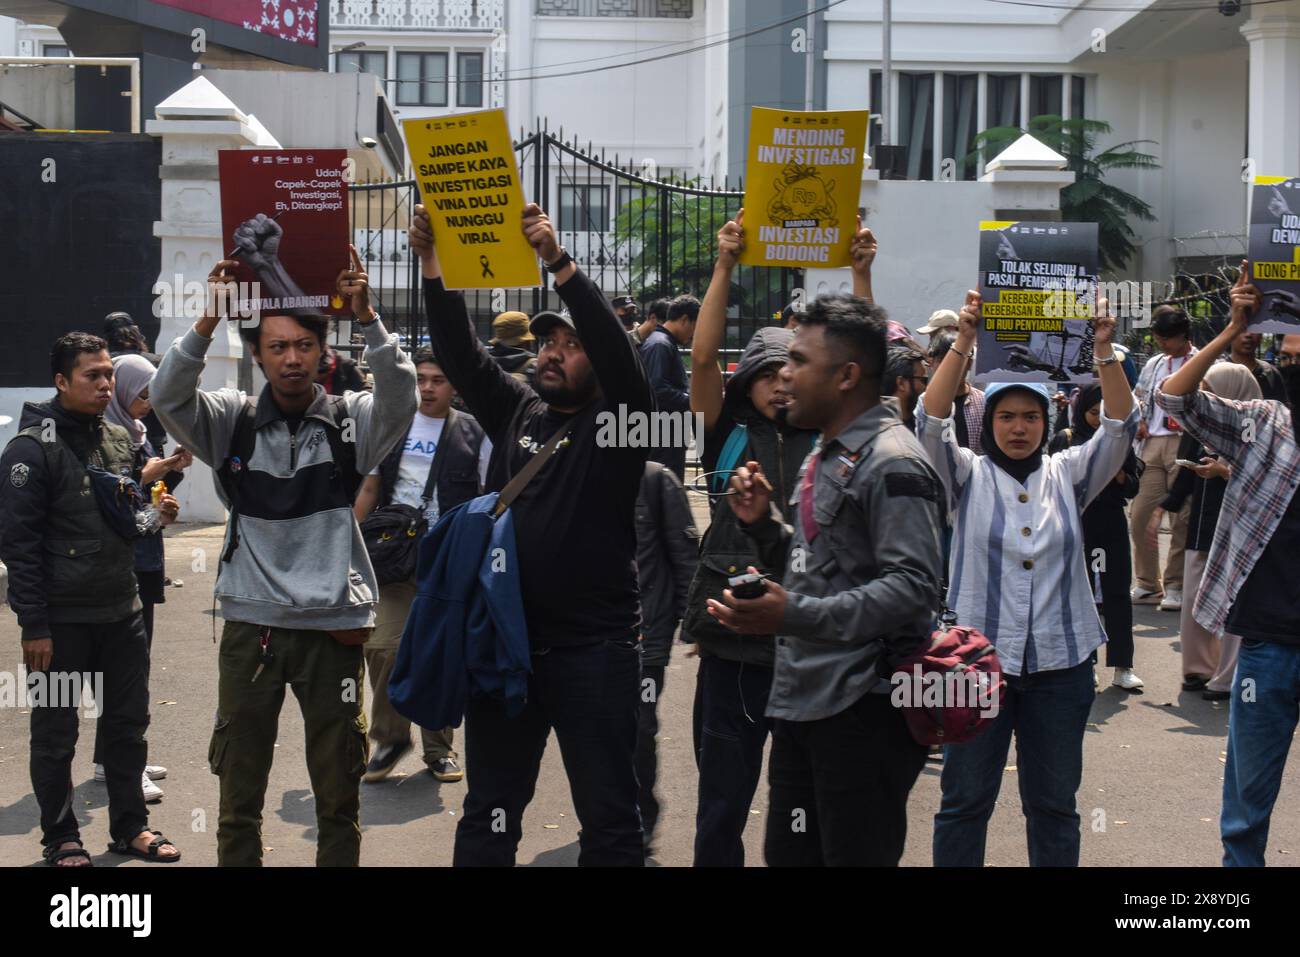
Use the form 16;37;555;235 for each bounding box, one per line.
410;202;653;867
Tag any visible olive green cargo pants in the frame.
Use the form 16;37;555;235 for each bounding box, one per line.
209;621;368;867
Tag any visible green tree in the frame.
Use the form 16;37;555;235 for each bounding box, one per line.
965;116;1159;273
612;184;791;324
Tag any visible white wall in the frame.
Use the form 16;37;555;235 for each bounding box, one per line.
0;58;75;128
0;16;18;56
528;11;707;175
0;389;57;452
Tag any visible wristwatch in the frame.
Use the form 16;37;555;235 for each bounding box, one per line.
544;249;574;274
355;309;379;327
1095;353;1121;367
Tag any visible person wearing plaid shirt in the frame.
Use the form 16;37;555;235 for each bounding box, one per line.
1158;260;1300;867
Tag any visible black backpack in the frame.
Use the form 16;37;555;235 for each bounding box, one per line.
216;394;361;563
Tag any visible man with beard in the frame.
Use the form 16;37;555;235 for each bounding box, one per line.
1158;261;1300;867
706;293;945;866
409;202;652;867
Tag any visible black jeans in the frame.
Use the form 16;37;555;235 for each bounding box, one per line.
31;614;150;848
692;655;772;867
635;664;666;845
765;692;927;867
1083;504;1134;668
454;638;644;867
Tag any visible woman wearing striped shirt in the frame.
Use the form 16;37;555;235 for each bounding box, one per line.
916;291;1137;867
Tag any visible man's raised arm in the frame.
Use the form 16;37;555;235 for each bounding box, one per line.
409;204;531;440
522;203;652;415
150;259;251;469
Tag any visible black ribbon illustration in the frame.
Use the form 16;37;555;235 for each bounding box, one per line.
480;255;494;279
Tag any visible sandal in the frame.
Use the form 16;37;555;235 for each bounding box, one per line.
44;841;93;868
108;830;181;863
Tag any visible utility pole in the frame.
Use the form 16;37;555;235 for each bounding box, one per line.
804;0;816;111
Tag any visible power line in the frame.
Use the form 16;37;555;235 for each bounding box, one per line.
982;0;1293;12
341;0;844;89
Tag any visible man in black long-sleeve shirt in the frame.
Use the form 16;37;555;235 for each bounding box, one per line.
410;202;653;866
638;294;699;479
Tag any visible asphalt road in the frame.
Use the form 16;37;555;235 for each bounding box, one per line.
1;517;1296;867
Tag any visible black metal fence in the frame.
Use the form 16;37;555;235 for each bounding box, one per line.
346;122;800;354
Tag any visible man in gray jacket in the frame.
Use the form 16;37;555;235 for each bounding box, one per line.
707;294;944;867
150;250;416;866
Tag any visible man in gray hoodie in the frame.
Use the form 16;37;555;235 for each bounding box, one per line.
150;248;416;866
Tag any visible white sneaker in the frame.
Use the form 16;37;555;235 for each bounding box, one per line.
1113;668;1146;691
142;772;164;803
1159;588;1182;611
95;764;168;782
1131;586;1162;605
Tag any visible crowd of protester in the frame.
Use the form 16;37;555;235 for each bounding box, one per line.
3;202;1299;870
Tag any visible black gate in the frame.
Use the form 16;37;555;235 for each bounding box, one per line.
347;123;799;354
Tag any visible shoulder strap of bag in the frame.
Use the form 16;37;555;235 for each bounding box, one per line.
218;398;258;562
419;408;455;507
712;422;750;494
493;425;569;518
322;393;361;501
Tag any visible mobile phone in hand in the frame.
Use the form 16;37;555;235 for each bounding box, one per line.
728;572;768;600
1175;458;1205;469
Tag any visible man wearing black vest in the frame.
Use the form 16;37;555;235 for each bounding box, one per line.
353;349;491;784
150;249;416;866
1;333;183;866
410;202;652;867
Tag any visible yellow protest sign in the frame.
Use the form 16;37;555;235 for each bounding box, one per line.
738;107;869;269
404;108;540;289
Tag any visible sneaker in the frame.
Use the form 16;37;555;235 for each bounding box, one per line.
142;773;164;803
95;764;167;782
362;739;412;782
1112;668;1145;691
429;756;465;783
1130;586;1162;605
1159;588;1182;611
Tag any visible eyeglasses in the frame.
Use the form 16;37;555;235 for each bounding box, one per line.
1281;353;1298;367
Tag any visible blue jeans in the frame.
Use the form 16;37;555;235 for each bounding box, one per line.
1221;639;1300;867
692;656;772;867
933;658;1095;867
454;638;644;867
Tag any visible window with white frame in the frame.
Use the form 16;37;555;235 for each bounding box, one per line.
456;51;484;108
943;73;979;180
397;52;449;107
42;43;70;56
337;50;387;80
559;184;610;233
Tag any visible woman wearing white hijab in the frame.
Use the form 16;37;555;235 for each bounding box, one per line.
103;353;192;801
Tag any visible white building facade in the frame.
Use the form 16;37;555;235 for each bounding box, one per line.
823;0;1300;287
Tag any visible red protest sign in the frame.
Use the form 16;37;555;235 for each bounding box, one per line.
217;149;350;318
